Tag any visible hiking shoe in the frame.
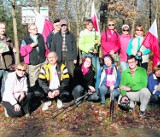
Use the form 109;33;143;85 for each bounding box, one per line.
139;111;145;117
57;99;63;109
42;101;52;111
4;108;9;117
129;108;134;112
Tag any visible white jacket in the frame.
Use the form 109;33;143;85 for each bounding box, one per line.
2;72;28;105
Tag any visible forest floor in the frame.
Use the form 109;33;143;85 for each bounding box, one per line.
0;98;159;137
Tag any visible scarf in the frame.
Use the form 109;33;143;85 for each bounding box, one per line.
81;64;89;75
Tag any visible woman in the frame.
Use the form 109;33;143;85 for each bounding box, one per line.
96;54;120;104
72;56;99;101
120;24;132;71
2;63;30;117
101;19;120;58
79;19;100;80
148;65;160;102
127;24;150;70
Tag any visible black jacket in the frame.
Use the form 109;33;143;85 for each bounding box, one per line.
50;30;77;62
72;64;95;90
23;33;46;65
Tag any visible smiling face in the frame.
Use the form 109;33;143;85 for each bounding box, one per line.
0;23;6;37
128;58;138;70
155;70;160;77
107;20;115;30
28;24;38;36
86;23;93;31
47;52;58;65
135;25;144;36
83;57;92;68
54;22;61;32
104;57;112;68
16;63;26;77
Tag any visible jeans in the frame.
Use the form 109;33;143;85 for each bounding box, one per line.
120;62;128;71
98;85;120;104
72;85;99;101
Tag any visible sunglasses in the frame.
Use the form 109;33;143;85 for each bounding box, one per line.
108;24;114;26
123;29;129;32
17;68;26;72
136;29;143;31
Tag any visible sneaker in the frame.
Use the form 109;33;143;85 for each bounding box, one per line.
139;111;145;117
57;99;63;109
129;108;134;112
42;101;52;111
4;108;9;117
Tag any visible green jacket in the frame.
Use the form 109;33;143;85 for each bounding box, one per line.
79;29;100;54
120;66;147;95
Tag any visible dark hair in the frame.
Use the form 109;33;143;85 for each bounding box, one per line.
103;54;114;64
127;55;137;62
82;56;92;64
54;19;60;23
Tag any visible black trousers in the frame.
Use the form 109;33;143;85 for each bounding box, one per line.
2;95;30;117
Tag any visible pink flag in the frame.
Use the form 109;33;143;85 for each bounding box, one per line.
142;19;160;69
91;2;100;33
35;12;54;43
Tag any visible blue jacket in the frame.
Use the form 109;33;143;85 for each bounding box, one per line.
148;73;160;96
95;64;121;89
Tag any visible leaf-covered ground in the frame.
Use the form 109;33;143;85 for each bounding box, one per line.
0;99;159;137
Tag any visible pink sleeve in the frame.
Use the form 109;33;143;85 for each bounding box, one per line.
20;44;33;57
101;32;107;49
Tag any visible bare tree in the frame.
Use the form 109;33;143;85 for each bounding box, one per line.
10;0;20;64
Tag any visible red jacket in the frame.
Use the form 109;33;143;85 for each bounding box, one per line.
101;29;120;55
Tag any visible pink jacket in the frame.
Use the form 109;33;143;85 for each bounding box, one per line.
20;44;33;64
101;29;120;55
120;34;132;62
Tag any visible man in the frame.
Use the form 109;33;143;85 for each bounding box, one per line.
20;23;46;88
50;19;77;77
119;55;151;117
0;22;16;101
38;52;70;111
46;19;60;50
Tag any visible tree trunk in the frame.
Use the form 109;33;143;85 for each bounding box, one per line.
11;0;20;64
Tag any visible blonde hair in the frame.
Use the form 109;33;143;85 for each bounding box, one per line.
16;62;27;71
134;24;145;36
107;19;116;24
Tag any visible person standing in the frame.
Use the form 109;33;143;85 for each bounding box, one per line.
0;22;16;72
101;19;120;60
119;55;151;117
46;19;61;50
119;24;132;71
127;24;150;70
0;22;16;101
50;19;77;77
20;23;46;88
79;19;100;80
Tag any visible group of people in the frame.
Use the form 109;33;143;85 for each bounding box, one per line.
0;18;159;118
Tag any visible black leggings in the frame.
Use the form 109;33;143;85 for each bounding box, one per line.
2;95;30;117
